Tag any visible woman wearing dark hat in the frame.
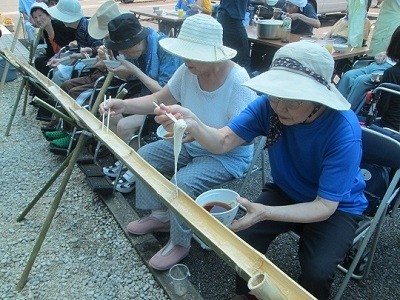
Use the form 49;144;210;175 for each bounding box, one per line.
100;14;256;270
154;41;368;299
100;13;183;180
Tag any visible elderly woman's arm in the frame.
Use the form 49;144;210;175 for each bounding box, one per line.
290;13;321;28
155;103;246;153
230;196;339;232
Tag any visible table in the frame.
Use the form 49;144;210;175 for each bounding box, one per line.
246;25;370;61
246;25;370;73
130;8;185;37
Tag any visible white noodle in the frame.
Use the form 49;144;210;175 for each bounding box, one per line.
173;119;187;195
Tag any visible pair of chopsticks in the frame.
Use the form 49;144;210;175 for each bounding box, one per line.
153;102;178;123
102;95;111;133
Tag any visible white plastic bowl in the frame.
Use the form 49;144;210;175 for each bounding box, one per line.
103;60;121;69
195;189;239;226
154;9;163;16
156;125;174;141
81;58;98;68
333;43;348;52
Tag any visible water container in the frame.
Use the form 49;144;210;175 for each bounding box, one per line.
0;57;18;82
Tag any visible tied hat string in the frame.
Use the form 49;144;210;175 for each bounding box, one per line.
264;57;329;149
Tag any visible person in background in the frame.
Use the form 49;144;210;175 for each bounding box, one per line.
337;26;400;111
100;13;183;187
369;0;400;56
276;0;320;35
175;0;195;11
187;0;212;15
46;0;102;86
217;0;251;72
373;27;400;132
19;0;37;43
155;41;367;300
31;2;76;81
100;14;256;270
59;0;122;100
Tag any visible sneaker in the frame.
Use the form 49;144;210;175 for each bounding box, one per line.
103;161;126;178
115;171;136;193
43;130;69;141
51;135;72;149
127;215;170;235
149;241;190;271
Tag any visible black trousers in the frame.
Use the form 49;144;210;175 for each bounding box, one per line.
217;9;251;72
235;183;363;300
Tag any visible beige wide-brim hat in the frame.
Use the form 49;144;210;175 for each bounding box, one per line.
159;14;237;62
88;1;123;39
47;0;83;23
243;41;350;111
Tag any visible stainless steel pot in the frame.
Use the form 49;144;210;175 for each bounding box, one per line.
255;19;283;39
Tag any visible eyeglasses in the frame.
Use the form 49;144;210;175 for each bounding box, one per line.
269;97;304;109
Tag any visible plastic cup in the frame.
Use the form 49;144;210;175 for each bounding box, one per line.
324;38;334;54
169;264;190;296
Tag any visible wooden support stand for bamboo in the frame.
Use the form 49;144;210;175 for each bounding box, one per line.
3;49;315;299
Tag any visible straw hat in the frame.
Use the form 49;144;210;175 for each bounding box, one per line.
88;1;123;39
47;0;83;23
159;14;237;62
104;14;149;51
243;41;350;111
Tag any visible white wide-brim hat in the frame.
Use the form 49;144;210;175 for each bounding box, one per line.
88;0;123;39
47;0;83;23
243;41;350;111
159;14;237;62
30;2;49;16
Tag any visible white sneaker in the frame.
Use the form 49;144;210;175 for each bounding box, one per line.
115;171;136;193
103;161;126;178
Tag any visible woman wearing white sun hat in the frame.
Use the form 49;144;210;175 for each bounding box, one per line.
46;0;102;85
154;41;368;299
100;14;257;271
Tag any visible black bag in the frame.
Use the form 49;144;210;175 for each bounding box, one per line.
361;162;390;216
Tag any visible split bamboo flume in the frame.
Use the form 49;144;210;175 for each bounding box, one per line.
1;49;315;300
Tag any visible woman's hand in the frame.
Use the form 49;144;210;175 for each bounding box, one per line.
106;58;137;80
99;98;126;116
374;51;387;64
154;103;198;133
229;197;267;232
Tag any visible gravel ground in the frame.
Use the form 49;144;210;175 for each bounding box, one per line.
0;78;168;299
1;72;400;300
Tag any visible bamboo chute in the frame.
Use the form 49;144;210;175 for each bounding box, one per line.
1;48;315;299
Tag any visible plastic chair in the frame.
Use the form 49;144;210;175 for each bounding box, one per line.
333;127;400;299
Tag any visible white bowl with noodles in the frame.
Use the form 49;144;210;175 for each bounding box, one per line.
156;125;174;141
333;43;348;53
81;57;98;68
103;60;121;69
195;188;240;226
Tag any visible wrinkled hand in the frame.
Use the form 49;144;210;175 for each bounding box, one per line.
99;98;125;116
154;103;197;141
106;58;137;80
46;57;62;67
80;47;93;57
288;13;301;21
374;52;387;64
228;197;266;232
68;41;78;48
97;46;111;61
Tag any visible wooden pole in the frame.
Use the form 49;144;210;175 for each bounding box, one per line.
0;15;23;93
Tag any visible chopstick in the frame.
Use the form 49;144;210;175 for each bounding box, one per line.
153;102;178;123
102;95;110;133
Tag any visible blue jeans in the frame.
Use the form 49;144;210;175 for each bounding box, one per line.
337;62;392;110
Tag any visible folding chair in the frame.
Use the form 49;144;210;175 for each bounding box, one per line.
334;127;400;299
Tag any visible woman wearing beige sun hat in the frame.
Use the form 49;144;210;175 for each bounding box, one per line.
154;41;368;299
100;13;257;271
